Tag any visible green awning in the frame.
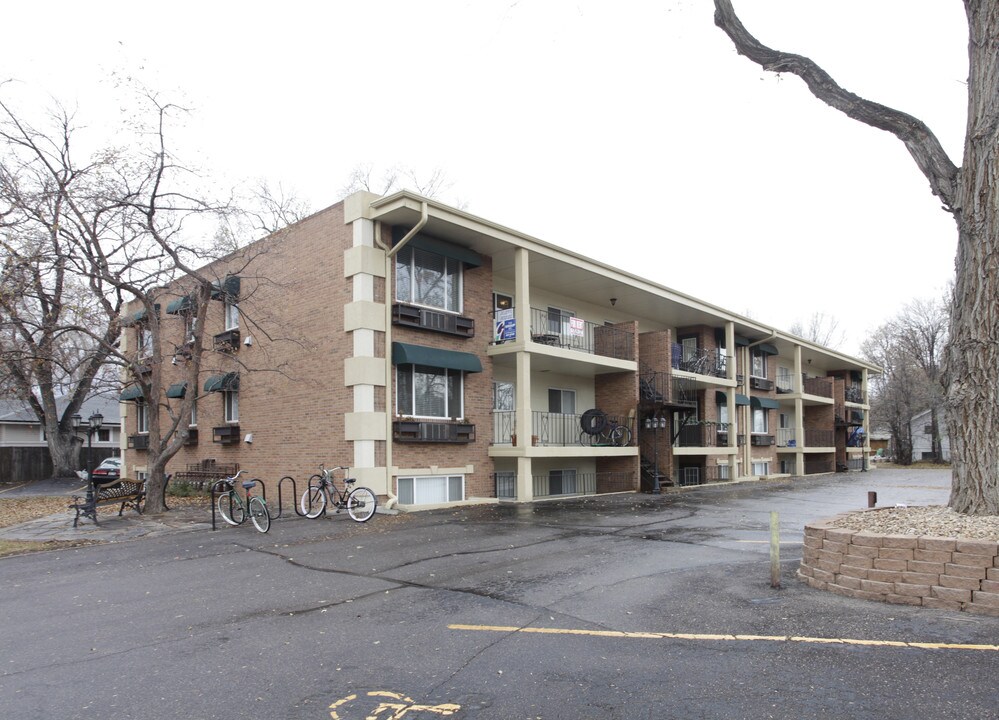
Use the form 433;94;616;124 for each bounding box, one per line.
716;391;750;406
204;372;239;393
392;227;482;268
391;342;483;373
166;296;194;315
757;342;779;356
119;385;144;402
751;396;780;410
210;276;241;301
166;382;188;399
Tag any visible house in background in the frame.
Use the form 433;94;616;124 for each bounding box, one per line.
120;190;878;509
0;396;121;483
909;408;950;462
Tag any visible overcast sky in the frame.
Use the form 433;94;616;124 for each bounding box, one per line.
3;1;968;356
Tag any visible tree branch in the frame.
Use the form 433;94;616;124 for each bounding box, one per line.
714;0;960;211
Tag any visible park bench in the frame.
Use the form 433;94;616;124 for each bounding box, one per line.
171;460;239;490
70;477;146;527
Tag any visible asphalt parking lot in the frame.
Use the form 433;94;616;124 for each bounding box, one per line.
2;468;996;720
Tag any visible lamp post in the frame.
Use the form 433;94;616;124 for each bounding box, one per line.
72;412;104;512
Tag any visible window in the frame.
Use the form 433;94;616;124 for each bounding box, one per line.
777;366;793;392
224;390;239;423
97;428;110;443
397;475;464;505
190;400;198;427
548;469;577;495
752;461;770;477
752;408;769;434
717;464;730;480
396;246;461;312
136;401;149;434
493;293;512;311
224;301;239;331
751;348;768;378
548;388;576;415
493;381;514;411
547;306;574;335
187;312;199;342
397;365;463;419
137;326;153;359
681;336;698;364
718;405;737;434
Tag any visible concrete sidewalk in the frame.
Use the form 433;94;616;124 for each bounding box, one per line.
0;478;213;543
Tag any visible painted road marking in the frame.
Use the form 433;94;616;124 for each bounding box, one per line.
330;690;460;719
449;624;999;652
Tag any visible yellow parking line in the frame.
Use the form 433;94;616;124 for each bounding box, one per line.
448;624;999;652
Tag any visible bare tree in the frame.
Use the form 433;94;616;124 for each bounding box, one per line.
340;163;465;208
0;84;298;510
0;95;126;477
788;312;846;350
893;296;949;460
715;1;998;514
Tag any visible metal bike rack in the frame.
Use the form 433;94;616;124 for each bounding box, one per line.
273;476;308;519
209;478;267;531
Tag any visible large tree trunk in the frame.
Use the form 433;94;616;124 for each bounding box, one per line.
48;430;81;479
942;2;999;515
715;0;999;515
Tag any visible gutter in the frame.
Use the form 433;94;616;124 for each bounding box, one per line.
372;201;429;509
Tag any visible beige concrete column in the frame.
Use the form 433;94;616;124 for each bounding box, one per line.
513;248;534;501
793;345;805;476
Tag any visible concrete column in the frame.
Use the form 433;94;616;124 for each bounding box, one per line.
793;345;805;476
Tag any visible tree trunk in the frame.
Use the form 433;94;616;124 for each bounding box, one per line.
48;431;81;479
942;2;999;515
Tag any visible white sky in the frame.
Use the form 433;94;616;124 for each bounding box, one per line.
3;1;967;356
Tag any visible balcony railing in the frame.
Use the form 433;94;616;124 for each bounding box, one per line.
492;411;634;447
804;459;835;475
803;376;833;398
494;472;636;500
776;371;794;394
804;429;835;447
676;465;734;487
671;344;729;378
845;385;864;403
529;308;634;360
393;419;476;443
674;422;733;448
640;367;696;408
776;428;797;447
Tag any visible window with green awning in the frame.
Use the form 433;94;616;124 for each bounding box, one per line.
391;342;483;373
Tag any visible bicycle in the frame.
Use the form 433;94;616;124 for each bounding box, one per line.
579;418;632;447
214;470;271;533
300;464;377;522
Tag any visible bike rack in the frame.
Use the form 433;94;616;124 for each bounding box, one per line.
273;476;308;519
208;478;268;531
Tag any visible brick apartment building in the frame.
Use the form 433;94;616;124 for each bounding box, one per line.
119;191;877;509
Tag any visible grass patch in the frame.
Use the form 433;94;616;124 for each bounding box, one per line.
0;538;97;558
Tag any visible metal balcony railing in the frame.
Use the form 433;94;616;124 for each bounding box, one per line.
776;428;797;447
529;308;634;360
640;367;697;408
804;459;835;475
845;385;864;403
674;422;732;448
671;344;729;378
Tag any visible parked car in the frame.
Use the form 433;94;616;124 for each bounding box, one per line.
91;457;122;482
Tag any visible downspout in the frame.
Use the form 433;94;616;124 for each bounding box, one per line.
373;201;429;509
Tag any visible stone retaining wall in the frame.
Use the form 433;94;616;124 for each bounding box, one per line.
798;513;999;616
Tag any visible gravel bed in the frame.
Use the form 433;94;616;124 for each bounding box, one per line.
831;505;999;541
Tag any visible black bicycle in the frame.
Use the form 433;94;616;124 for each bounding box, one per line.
299;464;377;522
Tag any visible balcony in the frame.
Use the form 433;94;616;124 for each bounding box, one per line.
776;428;797;448
804;459;835;475
491;411;635;447
802;376;833;398
845;385;864;403
529;308;634;361
671;344;728;378
675;422;735;448
640;368;696;408
392;303;475;338
804;429;835;447
393;419;475;443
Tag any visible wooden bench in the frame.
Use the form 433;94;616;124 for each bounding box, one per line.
70;477;146;527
